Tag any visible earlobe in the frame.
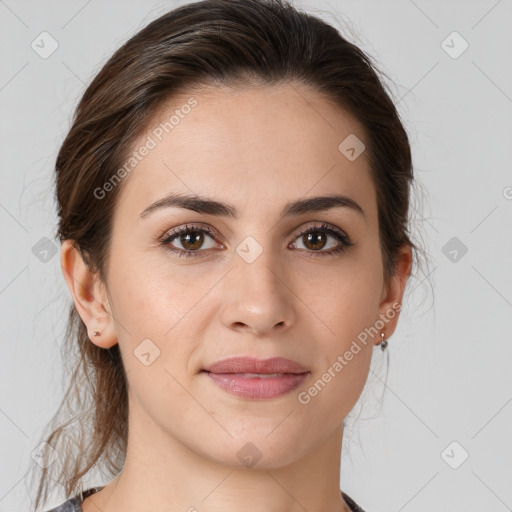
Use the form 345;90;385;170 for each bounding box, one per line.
60;240;118;349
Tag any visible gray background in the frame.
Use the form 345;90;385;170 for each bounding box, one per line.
1;0;511;511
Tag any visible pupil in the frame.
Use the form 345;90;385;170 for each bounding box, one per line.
304;232;326;250
182;232;203;250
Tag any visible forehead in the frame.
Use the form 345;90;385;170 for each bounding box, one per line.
114;82;376;222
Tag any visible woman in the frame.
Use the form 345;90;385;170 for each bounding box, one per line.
32;0;422;510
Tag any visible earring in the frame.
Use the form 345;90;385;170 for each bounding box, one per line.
379;332;388;351
92;331;101;337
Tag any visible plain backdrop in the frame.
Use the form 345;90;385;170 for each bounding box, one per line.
0;0;511;511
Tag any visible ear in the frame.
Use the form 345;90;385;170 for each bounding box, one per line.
60;239;118;349
376;244;412;344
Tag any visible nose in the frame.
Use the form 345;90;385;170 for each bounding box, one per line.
219;248;297;337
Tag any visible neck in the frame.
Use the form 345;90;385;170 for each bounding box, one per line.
82;395;351;512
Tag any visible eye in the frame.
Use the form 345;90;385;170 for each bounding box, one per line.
160;224;223;258
289;222;354;256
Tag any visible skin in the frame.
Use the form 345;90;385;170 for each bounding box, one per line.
61;81;411;512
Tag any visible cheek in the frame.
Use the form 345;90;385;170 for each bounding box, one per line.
319;259;383;333
311;256;382;392
123;354;201;452
106;249;228;388
107;246;211;334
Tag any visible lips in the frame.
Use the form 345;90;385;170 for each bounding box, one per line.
201;357;310;400
202;356;309;375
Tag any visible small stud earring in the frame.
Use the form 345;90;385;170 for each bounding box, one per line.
92;331;101;337
379;332;388;351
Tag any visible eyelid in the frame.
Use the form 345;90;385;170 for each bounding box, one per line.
161;221;349;240
293;221;349;240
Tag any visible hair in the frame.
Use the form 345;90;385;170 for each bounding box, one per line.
30;0;427;509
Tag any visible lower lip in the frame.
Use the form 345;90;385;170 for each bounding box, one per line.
203;372;310;399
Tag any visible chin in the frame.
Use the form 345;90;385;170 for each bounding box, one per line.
197;432;307;470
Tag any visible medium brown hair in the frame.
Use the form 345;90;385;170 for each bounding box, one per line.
30;0;424;509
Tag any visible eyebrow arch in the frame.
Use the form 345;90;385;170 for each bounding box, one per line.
139;192;366;221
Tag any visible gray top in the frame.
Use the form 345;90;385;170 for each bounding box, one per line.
45;486;367;511
44;487;102;512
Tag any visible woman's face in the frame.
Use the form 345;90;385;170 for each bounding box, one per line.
89;82;409;467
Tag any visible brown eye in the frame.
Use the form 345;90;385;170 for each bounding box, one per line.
178;231;206;251
161;224;220;257
290;223;354;256
301;231;328;251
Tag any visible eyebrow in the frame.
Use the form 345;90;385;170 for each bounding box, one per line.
139;192;366;221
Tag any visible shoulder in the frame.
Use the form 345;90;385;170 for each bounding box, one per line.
342;490;368;512
43;496;81;512
43;487;103;512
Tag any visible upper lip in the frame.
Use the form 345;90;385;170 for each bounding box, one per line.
202;357;310;374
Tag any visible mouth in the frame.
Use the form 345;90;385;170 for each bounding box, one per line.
200;357;310;400
201;371;310;400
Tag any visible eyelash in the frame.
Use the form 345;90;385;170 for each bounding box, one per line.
160;222;355;259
